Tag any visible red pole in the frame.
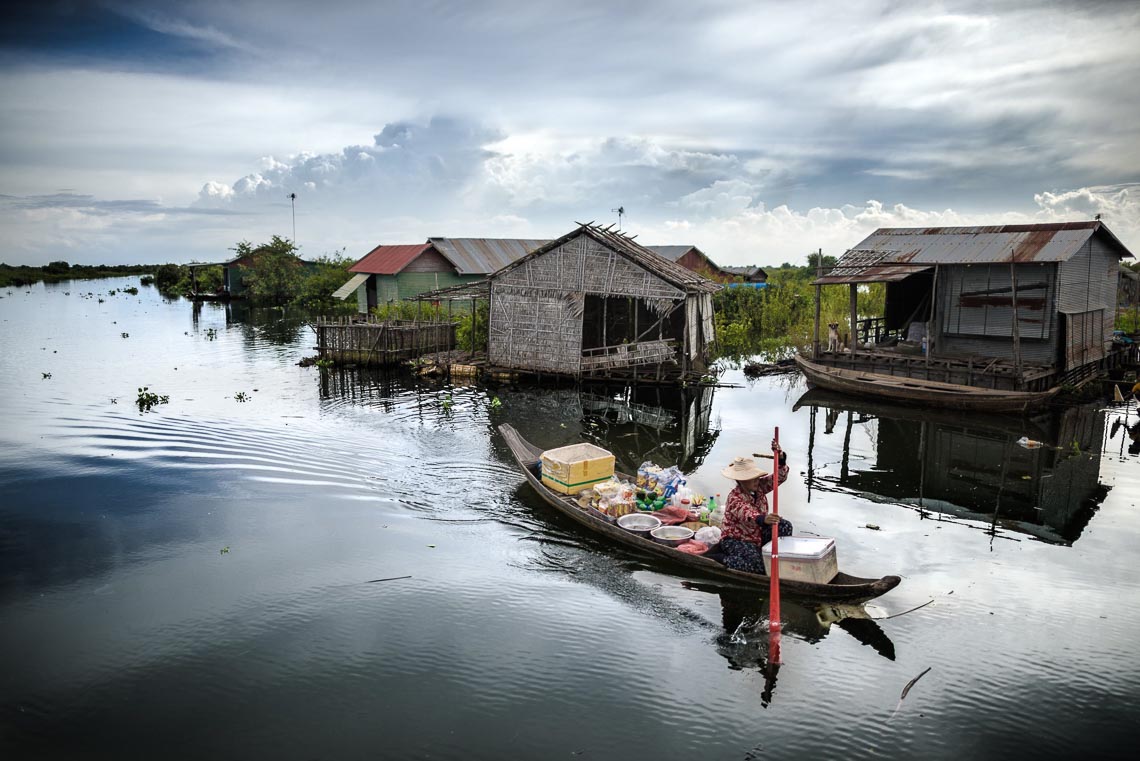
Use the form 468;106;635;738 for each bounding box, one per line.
769;427;782;664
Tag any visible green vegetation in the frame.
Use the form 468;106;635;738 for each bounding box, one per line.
136;387;170;412
712;257;885;362
0;261;155;287
369;300;489;352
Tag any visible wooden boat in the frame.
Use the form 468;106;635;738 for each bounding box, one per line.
499;424;901;603
794;354;1059;413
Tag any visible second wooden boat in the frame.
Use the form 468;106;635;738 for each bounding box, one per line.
795;354;1059;413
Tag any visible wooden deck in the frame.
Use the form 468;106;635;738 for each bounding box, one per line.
315;316;457;366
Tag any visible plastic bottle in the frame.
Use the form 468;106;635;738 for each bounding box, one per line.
708;493;724;527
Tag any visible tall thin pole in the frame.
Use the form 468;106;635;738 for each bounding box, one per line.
813;249;822;358
1010;255;1024;389
289;193;297;244
849;283;859;357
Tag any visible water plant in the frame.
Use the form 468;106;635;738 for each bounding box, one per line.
441;394;454;412
121;332;130;338
234;391;250;402
136;386;170;412
42;372;51;379
489;396;502;410
315;358;334;368
204;328;218;340
123;286;139;295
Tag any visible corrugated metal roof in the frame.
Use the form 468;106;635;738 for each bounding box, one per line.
493;224;720;294
647;245;694;262
332;273;369;300
816;222;1132;285
428;238;549;275
349;243;432;275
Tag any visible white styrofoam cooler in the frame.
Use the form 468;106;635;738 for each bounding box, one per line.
761;536;838;584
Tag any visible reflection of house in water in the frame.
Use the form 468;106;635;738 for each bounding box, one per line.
316;368;720;473
577;383;719;472
797;389;1109;544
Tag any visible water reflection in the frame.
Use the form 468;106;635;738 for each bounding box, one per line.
317;369;722;473
189;299;309;346
796;389;1110;544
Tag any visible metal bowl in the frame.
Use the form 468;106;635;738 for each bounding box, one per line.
650;525;695;547
617;513;662;534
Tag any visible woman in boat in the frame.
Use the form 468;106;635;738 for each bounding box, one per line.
718;448;793;574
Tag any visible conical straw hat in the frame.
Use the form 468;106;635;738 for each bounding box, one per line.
721;456;768;481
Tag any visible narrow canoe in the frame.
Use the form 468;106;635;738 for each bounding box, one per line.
499;424;901;603
794;354;1059;413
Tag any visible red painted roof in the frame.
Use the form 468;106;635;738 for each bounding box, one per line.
349;243;433;275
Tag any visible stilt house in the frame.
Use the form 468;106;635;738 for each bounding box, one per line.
811;221;1135;392
486;223;720;379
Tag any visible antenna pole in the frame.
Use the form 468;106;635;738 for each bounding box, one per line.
289;193;297;244
610;205;625;230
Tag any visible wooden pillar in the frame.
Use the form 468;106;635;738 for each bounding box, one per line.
926;264;939;367
1010;257;1024;389
813;248;822;358
848;283;858;355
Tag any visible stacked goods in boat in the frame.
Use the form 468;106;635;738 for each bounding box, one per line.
540;443;615;494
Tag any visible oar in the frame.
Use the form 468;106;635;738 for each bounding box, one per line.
769;427;782;665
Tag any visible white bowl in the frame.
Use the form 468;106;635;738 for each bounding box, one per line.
617;513;662;534
650;525;694;547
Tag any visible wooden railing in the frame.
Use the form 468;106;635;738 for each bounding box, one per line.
315;316;456;366
580;339;675;372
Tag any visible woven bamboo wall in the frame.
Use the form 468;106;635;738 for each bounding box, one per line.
494;237;684;304
489;236;687;374
489;292;584;373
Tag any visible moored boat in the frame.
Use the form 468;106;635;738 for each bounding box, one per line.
498;423;901;603
794;354;1059;413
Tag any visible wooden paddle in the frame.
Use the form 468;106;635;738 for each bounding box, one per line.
769;427;782;664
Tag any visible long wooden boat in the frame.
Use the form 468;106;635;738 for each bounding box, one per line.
795;354;1059;413
499;424;901;603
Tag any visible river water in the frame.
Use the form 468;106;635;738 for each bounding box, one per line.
1;278;1137;760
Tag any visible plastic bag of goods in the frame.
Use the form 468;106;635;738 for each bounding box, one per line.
676;540;708;555
695;526;722;546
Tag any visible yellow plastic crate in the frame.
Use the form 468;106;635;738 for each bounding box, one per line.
541;443;615;494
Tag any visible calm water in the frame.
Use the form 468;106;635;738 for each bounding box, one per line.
1;278;1138;760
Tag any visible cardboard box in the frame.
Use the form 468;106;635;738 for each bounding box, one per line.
541;443;615;494
762;536;838;584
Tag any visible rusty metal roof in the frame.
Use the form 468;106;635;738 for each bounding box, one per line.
815;222;1132;285
428;238;549;275
349;243;433;275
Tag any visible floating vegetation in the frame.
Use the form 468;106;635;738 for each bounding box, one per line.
139;275;155;286
136;386;170;413
441;394;454;412
204;328;218;340
489;396;502;410
122;286;139;295
315;358;334;369
234;391;250;402
121;332;130;339
42;372;52;379
220;546;230;555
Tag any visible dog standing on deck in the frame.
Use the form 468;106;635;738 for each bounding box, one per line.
827;322;840;352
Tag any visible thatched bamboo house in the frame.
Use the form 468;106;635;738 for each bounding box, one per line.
484;223;720;380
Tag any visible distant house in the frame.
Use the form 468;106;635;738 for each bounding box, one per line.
647;245;728;280
216;250;315;298
486;223;720;379
721;265;769;285
334;238;548;313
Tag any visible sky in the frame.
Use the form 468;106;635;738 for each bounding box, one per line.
1;0;1139;268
